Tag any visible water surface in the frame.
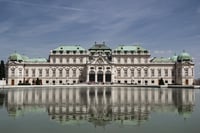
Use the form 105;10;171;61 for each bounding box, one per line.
0;87;200;133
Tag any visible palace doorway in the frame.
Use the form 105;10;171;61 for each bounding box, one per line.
185;79;189;85
105;71;111;82
89;71;95;82
11;79;15;85
97;71;103;82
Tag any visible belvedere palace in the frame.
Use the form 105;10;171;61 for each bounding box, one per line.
7;42;194;86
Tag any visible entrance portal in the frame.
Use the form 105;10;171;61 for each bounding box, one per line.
89;71;95;82
185;79;189;85
105;71;111;82
11;79;15;85
97;71;103;82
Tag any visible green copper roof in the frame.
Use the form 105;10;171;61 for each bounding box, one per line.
114;45;148;53
177;51;192;62
9;53;23;61
170;54;178;62
26;58;47;62
21;55;29;61
53;45;85;51
151;57;172;63
9;53;47;62
89;44;111;50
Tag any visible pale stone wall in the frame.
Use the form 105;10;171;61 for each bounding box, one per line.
6;46;194;86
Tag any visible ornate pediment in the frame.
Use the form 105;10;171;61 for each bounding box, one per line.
90;57;110;65
96;58;104;64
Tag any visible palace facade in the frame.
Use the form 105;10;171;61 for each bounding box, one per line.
7;42;194;85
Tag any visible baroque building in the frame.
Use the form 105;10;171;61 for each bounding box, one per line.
7;42;194;85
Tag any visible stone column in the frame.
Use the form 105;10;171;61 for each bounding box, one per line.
111;67;115;83
95;88;98;104
103;88;106;105
86;67;89;83
87;88;90;106
95;71;98;83
103;71;105;83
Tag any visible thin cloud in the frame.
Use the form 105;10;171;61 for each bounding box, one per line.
0;0;83;11
0;0;200;78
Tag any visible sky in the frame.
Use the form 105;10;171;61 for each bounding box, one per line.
0;0;200;77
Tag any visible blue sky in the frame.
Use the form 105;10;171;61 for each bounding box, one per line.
0;0;200;77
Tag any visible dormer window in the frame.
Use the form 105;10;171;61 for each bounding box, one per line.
59;50;63;54
73;58;76;63
53;58;56;63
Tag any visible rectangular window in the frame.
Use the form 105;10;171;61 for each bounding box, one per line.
73;58;76;63
178;68;181;77
118;58;120;63
66;58;69;63
66;69;69;77
158;69;161;77
192;68;194;76
131;69;134;77
60;58;62;63
11;69;15;76
117;69;121;77
185;68;188;76
124;58;127;64
172;69;175;76
53;58;56;63
25;69;29;77
52;69;56;77
39;69;42;77
165;69;168;77
80;58;83;63
124;69;128;77
138;58;141;63
137;69;141;77
32;69;35;77
151;69;155;77
144;69;148;77
59;69;63;77
19;69;22;77
131;58;134;64
73;69;76;77
46;69;49;77
79;69;82;77
145;58;148;63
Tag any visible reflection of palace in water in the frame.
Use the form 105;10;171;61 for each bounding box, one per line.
3;87;195;126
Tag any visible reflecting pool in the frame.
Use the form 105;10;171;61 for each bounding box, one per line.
0;87;200;133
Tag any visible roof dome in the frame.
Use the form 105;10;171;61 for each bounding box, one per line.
9;53;23;61
170;54;178;62
177;51;192;62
